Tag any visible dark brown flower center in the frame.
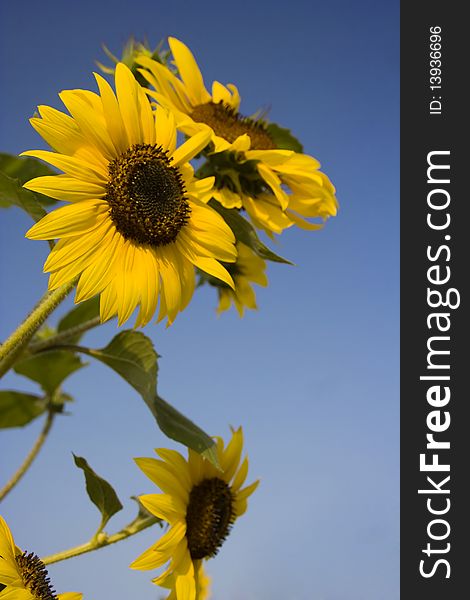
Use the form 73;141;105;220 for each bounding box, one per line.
185;477;235;559
14;551;57;600
105;144;190;246
191;102;276;150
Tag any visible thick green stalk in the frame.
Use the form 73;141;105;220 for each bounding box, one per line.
0;281;75;378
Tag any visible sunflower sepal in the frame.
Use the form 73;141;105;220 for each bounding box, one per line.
97;37;172;87
265;122;304;153
196;149;264;199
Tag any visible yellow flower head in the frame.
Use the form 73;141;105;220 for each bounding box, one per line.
0;515;82;600
216;242;268;317
130;428;258;600
23;63;237;327
137;38;338;235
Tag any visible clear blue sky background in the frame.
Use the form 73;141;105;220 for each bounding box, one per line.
0;1;399;599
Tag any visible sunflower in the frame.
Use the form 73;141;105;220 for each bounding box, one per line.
0;515;81;600
136;38;338;235
23;63;237;327
215;242;268;317
130;428;258;600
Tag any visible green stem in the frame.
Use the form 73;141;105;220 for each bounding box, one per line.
28;316;102;354
0;409;55;502
42;515;159;565
0;281;75;378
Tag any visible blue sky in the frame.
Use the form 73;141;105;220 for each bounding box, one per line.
0;1;399;599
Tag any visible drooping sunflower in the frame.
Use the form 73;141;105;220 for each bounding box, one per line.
23;63;237;327
130;428;258;600
0;515;81;600
215;242;268;317
136;38;338;235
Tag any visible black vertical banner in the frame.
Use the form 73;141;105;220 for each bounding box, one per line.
401;3;468;599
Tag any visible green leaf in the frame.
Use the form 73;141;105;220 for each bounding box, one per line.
152;394;218;463
0;153;58;207
57;296;101;343
266;123;303;153
0;153;56;183
85;331;158;404
14;350;85;395
73;331;217;462
0;171;48;222
209;201;293;264
0;391;46;428
73;454;123;533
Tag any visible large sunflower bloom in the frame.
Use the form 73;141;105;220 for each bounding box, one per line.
136;38;338;235
130;428;258;600
0;515;81;600
216;242;268;317
23;63;237;327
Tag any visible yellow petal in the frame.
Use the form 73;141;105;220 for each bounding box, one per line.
134;457;189;501
168;37;210;105
226;83;241;109
243;195;292;234
221;428;243;482
115;63;142;146
155;449;192;490
174;547;196;600
138;83;155;145
24;175;105;203
211;187;242;209
59;90;115;161
74;228;122;302
285;210;324;230
134;248;160;328
237;479;260;502
94;72;128;154
155;245;182;325
129;522;186;571
138;494;185;523
0;516;17;562
257;163;289;210
26;200;108;240
114;243;141;326
43;221;110;272
155;105;177;154
189;256;234;289
100;281;118;323
211;81;232;104
21;150;107;184
171;130;211;167
231;456;249;492
246;149;293;165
